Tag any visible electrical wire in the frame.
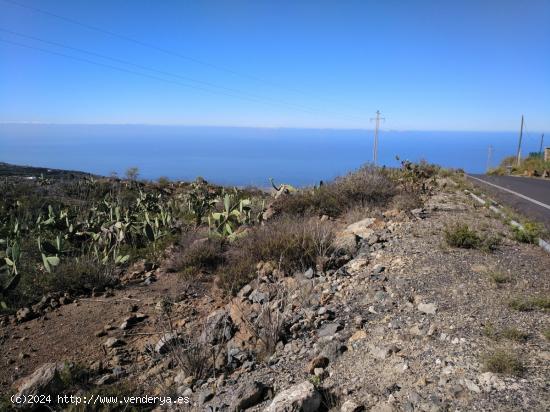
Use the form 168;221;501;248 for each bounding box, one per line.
0;27;350;118
1;37;366;119
1;0;367;120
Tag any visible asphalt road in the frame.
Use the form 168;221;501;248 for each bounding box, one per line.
468;174;550;231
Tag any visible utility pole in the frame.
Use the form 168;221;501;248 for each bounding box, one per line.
516;114;524;166
539;133;545;156
370;110;385;165
486;145;493;173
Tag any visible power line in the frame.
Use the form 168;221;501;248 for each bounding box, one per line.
1;0;365;118
1;37;370;120
0;38;308;111
0;27;352;118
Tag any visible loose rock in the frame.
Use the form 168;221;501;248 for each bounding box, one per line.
417;303;437;315
265;381;321;412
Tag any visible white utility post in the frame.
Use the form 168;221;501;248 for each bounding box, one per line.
516;114;524;166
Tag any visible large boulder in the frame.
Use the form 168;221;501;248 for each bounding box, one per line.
264;381;321;412
15;363;65;398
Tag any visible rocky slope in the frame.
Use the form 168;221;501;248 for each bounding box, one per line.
1;179;549;411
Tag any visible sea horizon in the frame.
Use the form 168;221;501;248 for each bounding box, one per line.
0;123;542;187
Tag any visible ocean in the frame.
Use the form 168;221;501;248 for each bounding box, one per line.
0;124;541;187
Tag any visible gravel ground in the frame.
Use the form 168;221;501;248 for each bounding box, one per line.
2;180;548;411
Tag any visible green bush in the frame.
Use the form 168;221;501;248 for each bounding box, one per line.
444;224;500;251
512;222;543;244
444;224;482;248
482;349;524;376
490;153;550;177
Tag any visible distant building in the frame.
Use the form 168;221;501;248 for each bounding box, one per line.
545;147;550;162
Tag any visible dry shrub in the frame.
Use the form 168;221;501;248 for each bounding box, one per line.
233;287;288;360
274;165;396;218
174;231;224;278
501;327;529;342
249;302;286;360
154;303;217;380
332;165;396;207
508;296;550;311
170;333;214;380
343;204;372;224
243;217;331;273
445;224;482;248
272;187;341;217
482;349;524;376
217;217;335;294
2;251;116;310
306;220;336;257
217;251;257;295
488;271;511;285
41;257;116;295
391;191;423;211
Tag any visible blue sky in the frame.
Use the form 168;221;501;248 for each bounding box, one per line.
0;0;548;131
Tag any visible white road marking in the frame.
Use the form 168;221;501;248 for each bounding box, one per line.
467;175;550;211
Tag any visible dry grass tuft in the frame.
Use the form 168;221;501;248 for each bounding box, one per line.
482;349;524;375
501;327;529;342
508;296;550;312
488;271;511;285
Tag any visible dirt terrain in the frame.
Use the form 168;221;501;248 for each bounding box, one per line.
1;179;549;411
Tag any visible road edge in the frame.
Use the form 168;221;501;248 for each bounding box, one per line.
463;186;550;255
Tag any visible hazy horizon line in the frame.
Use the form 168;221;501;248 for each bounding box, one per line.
0;121;527;134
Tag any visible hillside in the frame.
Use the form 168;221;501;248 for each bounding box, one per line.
0;162;96;179
0;164;548;411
